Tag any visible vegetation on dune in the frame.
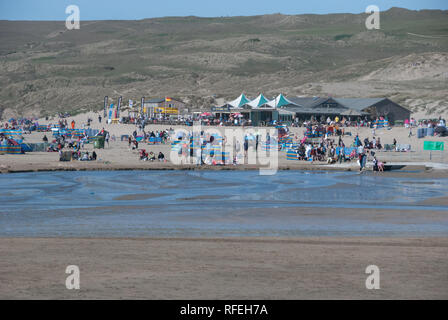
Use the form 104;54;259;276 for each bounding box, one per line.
0;7;447;118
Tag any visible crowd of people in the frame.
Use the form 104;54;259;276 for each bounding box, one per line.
284;123;392;172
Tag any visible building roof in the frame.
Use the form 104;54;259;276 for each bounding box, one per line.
333;98;387;111
145;98;184;104
284;97;408;115
145;98;165;103
287;97;334;108
287;97;394;112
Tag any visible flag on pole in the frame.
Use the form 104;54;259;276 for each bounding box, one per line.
108;104;114;120
141;97;145;115
104;96;108;118
117;96;122;118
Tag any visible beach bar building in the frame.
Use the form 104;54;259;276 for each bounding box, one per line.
211;93;299;125
283;97;410;124
249;94;298;126
212;93;252;121
143;97;186;118
213;94;410;125
333;98;411;123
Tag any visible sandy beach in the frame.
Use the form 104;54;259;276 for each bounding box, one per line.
1;237;447;300
1;204;448;299
1;112;448;174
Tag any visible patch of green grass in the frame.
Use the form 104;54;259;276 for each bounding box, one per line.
230;58;285;76
334;34;352;41
31;56;57;63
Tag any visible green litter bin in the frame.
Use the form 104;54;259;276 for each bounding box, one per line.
94;136;105;149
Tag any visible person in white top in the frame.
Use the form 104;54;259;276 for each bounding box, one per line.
357;145;364;155
305;144;312;159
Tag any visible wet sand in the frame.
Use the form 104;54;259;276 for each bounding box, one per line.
114;193;169;201
2;157;448;179
1;237;447;299
419;196;448;206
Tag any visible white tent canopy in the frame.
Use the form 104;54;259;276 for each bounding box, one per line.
267;94;296;108
247;94;269;108
227;93;251;109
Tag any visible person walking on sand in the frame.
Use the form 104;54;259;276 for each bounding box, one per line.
358;149;366;171
255;133;259;151
105;131;110;147
234;140;241;162
244;136;249;160
71;120;75;129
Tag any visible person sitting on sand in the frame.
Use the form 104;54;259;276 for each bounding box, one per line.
148;151;156;161
139;149;148;161
91;151;97;161
364;138;369;148
158;152;165;162
80;152;90;161
42;135;48;143
377;137;382;150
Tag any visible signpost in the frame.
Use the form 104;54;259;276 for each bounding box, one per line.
423;141;444;151
155;107;179;115
423;141;444;160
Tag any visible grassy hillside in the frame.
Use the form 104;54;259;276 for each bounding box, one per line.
0;7;447;118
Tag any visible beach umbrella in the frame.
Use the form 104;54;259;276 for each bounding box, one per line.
200;112;212;117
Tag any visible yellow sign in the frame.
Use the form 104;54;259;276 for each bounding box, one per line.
155;107;178;114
